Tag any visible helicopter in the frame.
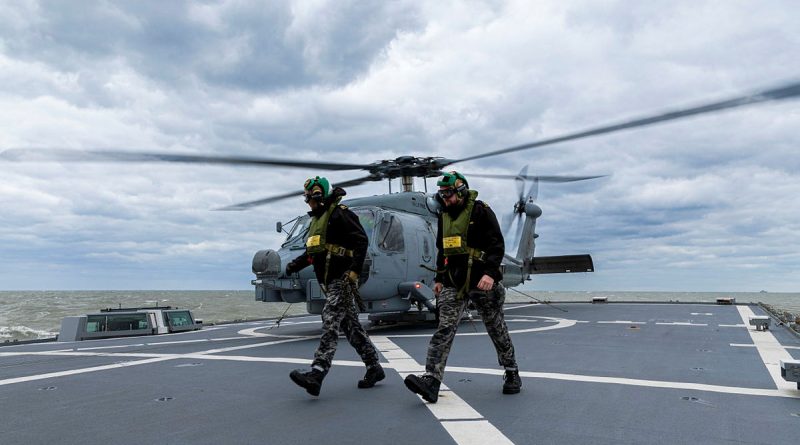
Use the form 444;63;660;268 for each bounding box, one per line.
2;80;799;321
251;167;600;322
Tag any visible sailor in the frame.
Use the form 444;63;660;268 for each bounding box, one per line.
404;171;521;403
285;176;385;396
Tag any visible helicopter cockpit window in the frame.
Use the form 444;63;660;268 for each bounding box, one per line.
282;215;311;247
353;208;376;242
377;213;404;253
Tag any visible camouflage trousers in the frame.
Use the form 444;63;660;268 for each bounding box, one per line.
425;284;517;382
312;279;379;373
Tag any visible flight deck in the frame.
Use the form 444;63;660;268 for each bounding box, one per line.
1;302;799;444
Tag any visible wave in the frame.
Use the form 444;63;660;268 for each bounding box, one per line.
0;325;58;341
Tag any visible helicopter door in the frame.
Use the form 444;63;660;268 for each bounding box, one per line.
415;227;436;286
371;212;406;283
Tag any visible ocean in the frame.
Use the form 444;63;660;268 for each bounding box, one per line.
1;290;798;343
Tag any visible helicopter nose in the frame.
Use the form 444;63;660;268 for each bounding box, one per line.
252;249;281;276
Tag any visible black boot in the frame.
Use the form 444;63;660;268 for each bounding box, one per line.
290;368;326;396
502;369;522;394
404;374;440;403
358;364;386;389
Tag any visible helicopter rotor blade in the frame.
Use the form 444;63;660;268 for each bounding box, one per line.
453;80;800;164
528;177;540;201
501;212;515;239
462;173;606;183
515;165;528;202
0;148;371;171
215;174;380;211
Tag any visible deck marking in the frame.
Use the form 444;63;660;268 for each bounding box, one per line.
388;315;575;338
371;336;514;445
238;325;319;339
718;324;746;327
731;343;800;350
0;357;174;387
655;322;707;326
444;366;800;399
691;313;713;316
0;337;314;386
597;321;647;324
735;305;796;390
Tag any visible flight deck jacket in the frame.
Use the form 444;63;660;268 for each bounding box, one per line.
289;187;368;287
435;192;505;291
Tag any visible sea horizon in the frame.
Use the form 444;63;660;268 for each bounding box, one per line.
2;289;798;343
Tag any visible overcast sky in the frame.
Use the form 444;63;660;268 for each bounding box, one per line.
1;0;798;292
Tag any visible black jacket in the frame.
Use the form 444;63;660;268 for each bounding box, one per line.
290;187;368;286
435;198;504;289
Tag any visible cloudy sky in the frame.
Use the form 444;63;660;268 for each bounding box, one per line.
1;0;798;292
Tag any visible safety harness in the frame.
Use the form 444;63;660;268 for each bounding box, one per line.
441;189;486;298
306;197;354;287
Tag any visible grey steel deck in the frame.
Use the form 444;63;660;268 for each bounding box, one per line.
1;303;799;444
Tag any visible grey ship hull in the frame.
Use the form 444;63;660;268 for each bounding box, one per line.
2;302;799;444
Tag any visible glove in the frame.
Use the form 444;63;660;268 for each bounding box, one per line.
343;270;359;284
285;259;302;275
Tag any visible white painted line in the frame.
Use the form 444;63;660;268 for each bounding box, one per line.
445;366;800;399
0;336;315;387
72;344;145;351
144;339;210;346
736;305;797;391
237;326;315;339
371;336;515;445
503;304;539;311
442;420;514;445
195;336;315;355
597;321;647;324
655;322;707;326
691;313;713;316
0;357;175;387
426;389;484;420
728;343;799;350
388;316;575;338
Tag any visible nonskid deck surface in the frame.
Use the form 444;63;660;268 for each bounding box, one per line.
1;303;799;444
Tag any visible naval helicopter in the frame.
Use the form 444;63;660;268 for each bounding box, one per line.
2;80;799;321
251;167;600;322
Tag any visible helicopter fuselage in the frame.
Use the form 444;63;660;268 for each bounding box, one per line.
251;190;593;316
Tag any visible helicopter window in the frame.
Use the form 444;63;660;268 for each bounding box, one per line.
377;214;404;253
353;208;376;242
282;216;311;247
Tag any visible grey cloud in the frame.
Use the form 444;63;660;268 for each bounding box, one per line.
0;1;424;96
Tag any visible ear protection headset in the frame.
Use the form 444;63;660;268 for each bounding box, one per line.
303;176;331;203
437;171;469;198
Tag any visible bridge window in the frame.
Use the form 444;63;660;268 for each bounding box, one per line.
377;214;404;253
86;314;149;332
164;310;193;328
